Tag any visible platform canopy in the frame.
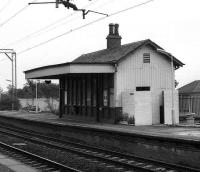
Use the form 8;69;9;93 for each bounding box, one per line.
24;62;115;79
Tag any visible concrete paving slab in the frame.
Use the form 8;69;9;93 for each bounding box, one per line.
8;164;37;172
0;153;38;172
173;130;200;137
0;155;7;159
0;159;21;166
0;165;14;172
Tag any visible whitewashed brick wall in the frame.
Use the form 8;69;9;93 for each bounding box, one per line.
19;98;59;112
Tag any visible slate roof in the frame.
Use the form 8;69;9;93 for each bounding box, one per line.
179;81;200;94
25;39;184;74
72;39;184;67
73;39;148;63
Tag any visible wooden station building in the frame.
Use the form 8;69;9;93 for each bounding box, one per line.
25;24;184;125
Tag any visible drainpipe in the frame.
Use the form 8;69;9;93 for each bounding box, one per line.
114;63;118;72
113;62;118;123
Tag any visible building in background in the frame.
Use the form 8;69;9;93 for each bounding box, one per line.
24;23;184;125
179;80;200;116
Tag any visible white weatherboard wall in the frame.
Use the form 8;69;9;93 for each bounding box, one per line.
134;91;152;125
115;45;174;125
164;90;179;124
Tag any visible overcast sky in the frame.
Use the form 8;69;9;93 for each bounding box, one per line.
0;0;200;91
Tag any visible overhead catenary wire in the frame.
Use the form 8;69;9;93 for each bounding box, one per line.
18;0;155;55
3;0;101;48
3;12;79;48
0;0;37;28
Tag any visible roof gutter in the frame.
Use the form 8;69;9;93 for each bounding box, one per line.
156;48;185;68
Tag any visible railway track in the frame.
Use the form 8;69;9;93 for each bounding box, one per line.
0;141;82;172
0;123;199;172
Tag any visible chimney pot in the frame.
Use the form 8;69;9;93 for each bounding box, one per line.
106;23;122;49
109;23;115;35
115;24;119;35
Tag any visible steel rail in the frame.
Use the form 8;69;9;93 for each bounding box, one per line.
0;126;160;171
0;141;82;172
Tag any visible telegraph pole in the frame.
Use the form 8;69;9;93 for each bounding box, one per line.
11;53;14;110
35;79;40;113
36;80;38;113
14;52;17;98
0;49;17;110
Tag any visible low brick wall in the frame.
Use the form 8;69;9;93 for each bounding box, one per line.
0;115;199;169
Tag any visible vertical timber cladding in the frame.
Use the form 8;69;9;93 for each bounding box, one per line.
98;73;115;123
63;73;115;123
59;77;65;118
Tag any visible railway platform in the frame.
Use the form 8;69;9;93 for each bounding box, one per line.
0;110;199;142
0;110;200;170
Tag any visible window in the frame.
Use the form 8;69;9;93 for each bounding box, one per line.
136;86;150;91
143;53;150;63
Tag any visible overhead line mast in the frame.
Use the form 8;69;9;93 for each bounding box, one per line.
19;0;155;54
28;0;108;19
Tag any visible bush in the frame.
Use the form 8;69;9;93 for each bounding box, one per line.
128;116;135;124
115;112;128;123
115;113;135;125
0;95;21;110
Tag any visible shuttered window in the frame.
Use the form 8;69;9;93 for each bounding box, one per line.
143;53;150;63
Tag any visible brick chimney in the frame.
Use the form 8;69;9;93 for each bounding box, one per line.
106;23;122;49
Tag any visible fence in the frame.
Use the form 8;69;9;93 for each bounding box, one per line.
179;94;200;116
